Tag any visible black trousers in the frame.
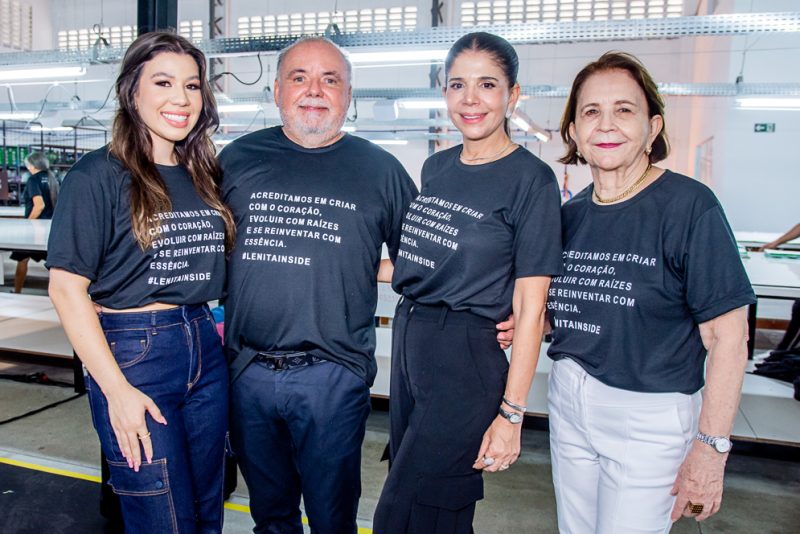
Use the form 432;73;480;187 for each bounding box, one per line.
373;298;509;534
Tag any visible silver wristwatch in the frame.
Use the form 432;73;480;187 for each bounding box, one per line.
498;406;523;424
695;431;732;453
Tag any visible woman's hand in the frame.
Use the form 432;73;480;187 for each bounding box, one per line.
670;444;727;522
49;269;169;472
105;383;167;471
670;306;748;522
472;415;521;473
377;259;394;283
496;314;515;350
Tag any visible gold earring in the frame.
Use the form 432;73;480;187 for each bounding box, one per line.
646;146;652;155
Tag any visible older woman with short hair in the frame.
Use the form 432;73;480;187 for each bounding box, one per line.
546;51;755;533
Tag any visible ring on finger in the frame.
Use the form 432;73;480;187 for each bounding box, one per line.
482;456;495;466
500;464;510;471
137;431;151;441
687;501;704;515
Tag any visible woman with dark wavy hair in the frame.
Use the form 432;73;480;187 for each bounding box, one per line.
47;31;234;533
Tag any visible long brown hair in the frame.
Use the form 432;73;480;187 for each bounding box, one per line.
109;31;235;251
558;51;670;165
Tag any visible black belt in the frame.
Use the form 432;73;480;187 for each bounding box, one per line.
253;351;323;371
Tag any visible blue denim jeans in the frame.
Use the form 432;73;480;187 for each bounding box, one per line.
230;358;370;534
86;304;229;534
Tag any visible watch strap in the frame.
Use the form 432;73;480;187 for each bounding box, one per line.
695;431;731;453
498;406;523;424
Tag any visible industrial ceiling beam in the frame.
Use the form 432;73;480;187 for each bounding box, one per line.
0;11;797;66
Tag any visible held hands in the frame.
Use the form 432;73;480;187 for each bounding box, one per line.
496;314;515;350
473;414;522;473
105;383;167;471
670;443;727;522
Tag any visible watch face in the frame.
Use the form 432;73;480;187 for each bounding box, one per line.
509;412;522;424
714;437;732;453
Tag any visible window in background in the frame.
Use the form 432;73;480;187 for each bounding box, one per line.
460;0;684;26
57;20;203;51
237;5;418;38
0;0;33;51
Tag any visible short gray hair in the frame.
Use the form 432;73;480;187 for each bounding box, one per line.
275;36;352;84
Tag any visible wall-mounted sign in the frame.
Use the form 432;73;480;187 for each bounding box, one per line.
754;123;776;133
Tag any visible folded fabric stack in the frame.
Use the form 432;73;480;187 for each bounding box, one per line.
750;349;800;401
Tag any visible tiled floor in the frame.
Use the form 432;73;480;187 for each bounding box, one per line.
1;357;799;533
1;273;799;532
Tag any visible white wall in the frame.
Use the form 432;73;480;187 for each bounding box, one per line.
10;0;800;229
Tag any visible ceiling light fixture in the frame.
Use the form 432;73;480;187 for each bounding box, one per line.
29;125;74;132
0;112;37;120
396;99;446;110
0;66;86;82
370;139;409;146
736;97;800;110
217;104;262;113
348;50;448;65
510;109;551;142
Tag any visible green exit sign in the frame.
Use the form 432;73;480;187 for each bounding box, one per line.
754;123;776;133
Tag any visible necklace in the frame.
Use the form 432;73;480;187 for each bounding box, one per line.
593;163;653;204
460;140;514;163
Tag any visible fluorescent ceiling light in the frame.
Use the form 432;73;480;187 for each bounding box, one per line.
1;78;108;87
511;110;551;142
218;104;262;113
736;97;800;110
0;66;86;82
396;99;446;110
30;125;74;132
371;139;409;146
511;115;531;131
0;112;37;120
348;50;447;64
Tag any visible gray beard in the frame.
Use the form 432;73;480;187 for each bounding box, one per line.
278;108;347;148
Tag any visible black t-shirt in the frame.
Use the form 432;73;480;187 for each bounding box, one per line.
547;170;756;394
219;127;417;385
391;145;563;321
46;147;227;309
22;170;54;219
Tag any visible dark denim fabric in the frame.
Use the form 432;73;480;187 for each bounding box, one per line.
230;358;371;534
86;304;229;534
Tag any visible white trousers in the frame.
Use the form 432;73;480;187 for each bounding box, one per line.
548;358;701;534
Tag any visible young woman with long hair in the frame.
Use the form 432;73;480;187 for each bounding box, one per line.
47;31;235;533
